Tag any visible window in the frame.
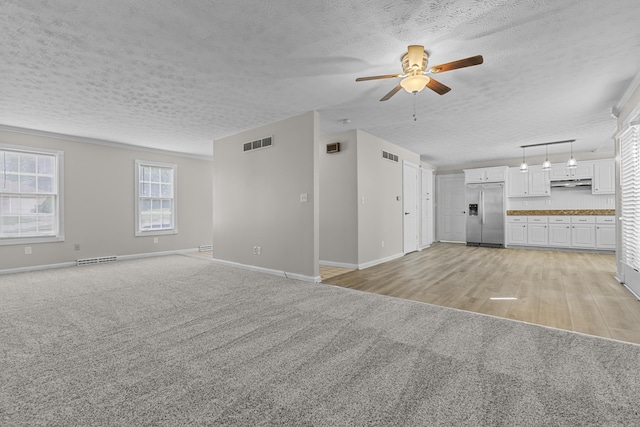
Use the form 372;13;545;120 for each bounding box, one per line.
0;145;64;245
135;160;177;236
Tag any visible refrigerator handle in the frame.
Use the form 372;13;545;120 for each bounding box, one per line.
481;191;485;225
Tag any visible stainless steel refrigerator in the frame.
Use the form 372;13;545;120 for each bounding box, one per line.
465;182;505;247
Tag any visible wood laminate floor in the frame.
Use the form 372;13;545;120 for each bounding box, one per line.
324;242;640;345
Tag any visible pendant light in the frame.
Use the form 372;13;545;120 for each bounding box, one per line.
566;140;577;169
519;147;528;172
542;144;551;170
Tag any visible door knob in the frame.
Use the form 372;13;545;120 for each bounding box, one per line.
405;212;410;215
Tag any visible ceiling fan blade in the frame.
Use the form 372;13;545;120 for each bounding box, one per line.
426;77;451;95
380;83;403;101
355;74;402;82
429;55;483;74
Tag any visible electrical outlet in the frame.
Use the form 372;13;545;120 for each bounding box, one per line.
381;240;385;247
24;246;32;255
153;237;158;244
300;193;308;203
256;246;261;255
74;244;80;251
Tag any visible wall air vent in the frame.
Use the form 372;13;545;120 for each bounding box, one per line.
77;256;117;266
382;150;399;163
243;136;273;152
327;142;341;153
199;244;213;252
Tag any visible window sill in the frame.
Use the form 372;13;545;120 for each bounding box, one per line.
135;229;178;237
0;235;65;246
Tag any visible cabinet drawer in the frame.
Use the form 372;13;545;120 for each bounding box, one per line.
507;216;527;223
572;216;595;224
596;216;615;224
548;216;570;224
528;216;548;223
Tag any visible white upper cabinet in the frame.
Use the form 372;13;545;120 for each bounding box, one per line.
507;168;528;196
528;167;551;196
549;162;593;180
593;159;615;194
507;166;550;197
464;166;507;183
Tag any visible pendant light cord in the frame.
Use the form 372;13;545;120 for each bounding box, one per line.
413;92;417;122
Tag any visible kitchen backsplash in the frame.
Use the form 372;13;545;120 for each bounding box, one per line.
507;187;615;211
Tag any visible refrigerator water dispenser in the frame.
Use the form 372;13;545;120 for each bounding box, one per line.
469;204;478;216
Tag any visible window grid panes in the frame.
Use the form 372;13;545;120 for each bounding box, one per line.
137;164;175;232
1;149;58;239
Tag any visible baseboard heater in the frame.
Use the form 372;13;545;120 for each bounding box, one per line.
77;256;118;266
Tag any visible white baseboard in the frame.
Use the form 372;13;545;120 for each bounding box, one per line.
358;252;404;270
117;248;198;261
0;261;76;275
0;248;200;276
319;260;359;269
211;258;321;283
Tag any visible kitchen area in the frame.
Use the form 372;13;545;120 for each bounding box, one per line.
463;158;616;251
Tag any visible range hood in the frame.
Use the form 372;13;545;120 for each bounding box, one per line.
550;178;592;188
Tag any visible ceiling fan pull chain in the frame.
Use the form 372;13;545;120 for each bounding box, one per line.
413;93;417;121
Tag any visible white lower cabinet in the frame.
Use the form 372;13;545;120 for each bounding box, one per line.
506;215;613;250
571;224;596;248
507;217;527;245
548;216;571;248
527;217;548;246
595;216;616;249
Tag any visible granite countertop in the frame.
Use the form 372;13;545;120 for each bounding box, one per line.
506;209;615;216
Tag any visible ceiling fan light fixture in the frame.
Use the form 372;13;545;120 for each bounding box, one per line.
400;75;430;93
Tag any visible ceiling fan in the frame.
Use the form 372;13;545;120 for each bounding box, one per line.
355;45;483;101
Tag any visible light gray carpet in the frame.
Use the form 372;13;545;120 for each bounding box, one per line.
1;255;639;426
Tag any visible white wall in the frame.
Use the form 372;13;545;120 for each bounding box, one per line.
212;111;319;280
0;129;213;271
319;130;358;266
356;130;420;266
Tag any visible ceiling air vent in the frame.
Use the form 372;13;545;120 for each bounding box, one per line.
243;136;273;152
382;150;399;163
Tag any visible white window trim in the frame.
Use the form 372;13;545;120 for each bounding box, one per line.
0;143;65;245
135;159;178;237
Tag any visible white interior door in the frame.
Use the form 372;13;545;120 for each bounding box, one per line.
436;174;466;242
403;161;419;254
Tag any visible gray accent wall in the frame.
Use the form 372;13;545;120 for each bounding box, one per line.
319;130;358;265
212;111;319;279
319;129;420;268
0;129;213;271
356;130;420;265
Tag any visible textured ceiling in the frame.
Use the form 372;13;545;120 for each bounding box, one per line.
1;0;639;168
